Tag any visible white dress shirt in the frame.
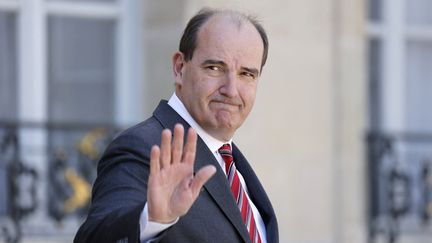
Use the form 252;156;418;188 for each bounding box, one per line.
140;93;267;242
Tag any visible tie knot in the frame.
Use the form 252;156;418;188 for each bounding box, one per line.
219;144;233;173
218;143;232;156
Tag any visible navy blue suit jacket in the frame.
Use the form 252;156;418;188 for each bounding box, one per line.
74;100;278;243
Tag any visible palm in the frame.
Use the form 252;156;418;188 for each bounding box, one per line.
147;124;216;223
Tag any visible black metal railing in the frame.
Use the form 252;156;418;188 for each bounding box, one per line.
367;132;432;243
0;120;119;243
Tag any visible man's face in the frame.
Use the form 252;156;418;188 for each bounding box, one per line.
173;15;264;141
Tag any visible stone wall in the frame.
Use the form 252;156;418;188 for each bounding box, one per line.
141;1;367;242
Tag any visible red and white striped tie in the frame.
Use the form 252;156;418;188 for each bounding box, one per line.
219;144;262;243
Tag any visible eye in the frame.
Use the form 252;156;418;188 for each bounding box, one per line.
241;71;256;79
204;65;224;76
207;66;220;71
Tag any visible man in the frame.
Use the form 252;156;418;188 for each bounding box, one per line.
75;8;278;243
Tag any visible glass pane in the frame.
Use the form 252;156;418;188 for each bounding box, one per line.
406;0;432;25
368;0;382;22
48;16;115;124
0;12;17;121
405;41;432;132
368;38;382;130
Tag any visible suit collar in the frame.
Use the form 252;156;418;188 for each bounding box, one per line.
153;100;190;131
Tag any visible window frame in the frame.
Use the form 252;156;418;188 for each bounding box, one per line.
368;0;432;132
0;0;143;237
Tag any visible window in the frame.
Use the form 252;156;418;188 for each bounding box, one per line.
0;0;143;240
367;0;432;241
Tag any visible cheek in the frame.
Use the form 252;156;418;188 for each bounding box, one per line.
198;80;221;97
240;85;257;105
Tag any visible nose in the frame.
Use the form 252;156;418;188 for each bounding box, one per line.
219;72;238;98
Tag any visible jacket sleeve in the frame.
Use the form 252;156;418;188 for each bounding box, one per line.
74;134;153;243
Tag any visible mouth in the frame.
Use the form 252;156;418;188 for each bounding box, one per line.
210;100;241;108
209;100;242;113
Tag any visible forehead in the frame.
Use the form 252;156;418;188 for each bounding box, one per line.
194;15;263;68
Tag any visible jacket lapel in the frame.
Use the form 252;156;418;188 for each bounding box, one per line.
195;138;251;242
232;143;279;243
153;101;251;242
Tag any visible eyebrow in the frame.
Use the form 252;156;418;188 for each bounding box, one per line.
201;59;260;76
201;59;226;67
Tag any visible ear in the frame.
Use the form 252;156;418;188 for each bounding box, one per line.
172;51;185;85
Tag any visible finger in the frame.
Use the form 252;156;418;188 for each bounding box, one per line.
160;129;172;169
171;124;184;164
190;165;216;194
150;145;160;175
183;128;197;165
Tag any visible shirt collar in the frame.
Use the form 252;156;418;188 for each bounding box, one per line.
167;93;232;154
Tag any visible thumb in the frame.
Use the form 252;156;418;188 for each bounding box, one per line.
190;165;216;194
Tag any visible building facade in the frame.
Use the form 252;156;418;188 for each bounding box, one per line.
1;0;432;242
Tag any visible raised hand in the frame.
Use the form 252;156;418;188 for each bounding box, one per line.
147;124;216;223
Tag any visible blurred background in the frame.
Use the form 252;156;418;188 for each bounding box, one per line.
0;0;432;242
